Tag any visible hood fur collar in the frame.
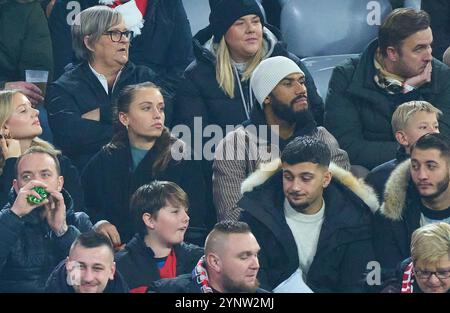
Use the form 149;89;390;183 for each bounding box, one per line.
241;158;380;213
380;159;411;221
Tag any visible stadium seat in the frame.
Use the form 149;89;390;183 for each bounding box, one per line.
404;0;421;10
301;54;358;100
281;0;392;101
281;0;392;57
182;0;210;37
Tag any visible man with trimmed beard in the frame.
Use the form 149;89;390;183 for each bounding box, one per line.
374;133;450;271
213;56;350;221
149;221;267;293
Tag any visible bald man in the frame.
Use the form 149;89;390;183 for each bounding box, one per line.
149;221;268;293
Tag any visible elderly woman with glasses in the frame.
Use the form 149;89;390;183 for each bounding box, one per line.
46;6;163;170
382;222;450;293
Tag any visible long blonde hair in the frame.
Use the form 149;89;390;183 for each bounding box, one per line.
0;90;60;175
214;36;264;98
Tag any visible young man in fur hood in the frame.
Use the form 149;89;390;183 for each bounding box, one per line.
238;136;379;293
374;133;450;271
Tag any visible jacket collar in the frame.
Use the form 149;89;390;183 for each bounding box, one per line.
381;159;424;221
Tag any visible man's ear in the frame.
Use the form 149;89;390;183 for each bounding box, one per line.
386;46;399;62
395;130;409;147
206;253;221;273
323;170;332;188
57;176;64;192
13;179;19;194
110;262;116;280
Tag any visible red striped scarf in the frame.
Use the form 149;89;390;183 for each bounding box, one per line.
193;256;213;293
401;261;415;293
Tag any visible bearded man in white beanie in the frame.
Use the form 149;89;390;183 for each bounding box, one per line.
213;56;350;221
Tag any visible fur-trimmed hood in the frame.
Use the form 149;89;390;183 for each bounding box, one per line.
241;158;380;213
380;159;412;221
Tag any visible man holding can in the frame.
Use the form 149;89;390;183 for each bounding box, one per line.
0;145;93;292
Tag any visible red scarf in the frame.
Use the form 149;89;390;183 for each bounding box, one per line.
158;248;177;279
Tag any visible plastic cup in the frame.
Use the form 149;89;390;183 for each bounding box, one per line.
25;70;49;98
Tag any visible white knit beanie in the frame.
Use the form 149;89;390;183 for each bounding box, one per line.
251;56;304;109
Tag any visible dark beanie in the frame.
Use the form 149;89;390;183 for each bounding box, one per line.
209;0;264;43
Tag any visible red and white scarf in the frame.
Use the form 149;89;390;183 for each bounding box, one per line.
193;256;213;293
99;0;147;36
401;261;415;293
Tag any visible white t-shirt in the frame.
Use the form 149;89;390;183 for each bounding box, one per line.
284;198;325;278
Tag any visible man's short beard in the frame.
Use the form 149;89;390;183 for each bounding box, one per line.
288;199;310;213
419;173;450;200
222;274;260;293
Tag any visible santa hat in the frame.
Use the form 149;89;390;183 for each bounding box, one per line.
99;0;146;37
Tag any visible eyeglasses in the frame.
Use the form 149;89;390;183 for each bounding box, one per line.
103;30;133;42
414;268;450;280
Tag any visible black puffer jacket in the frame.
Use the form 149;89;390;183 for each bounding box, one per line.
0;189;92;292
45;259;129;293
115;234;204;290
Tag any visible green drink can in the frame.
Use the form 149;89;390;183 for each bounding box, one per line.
27;186;49;205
